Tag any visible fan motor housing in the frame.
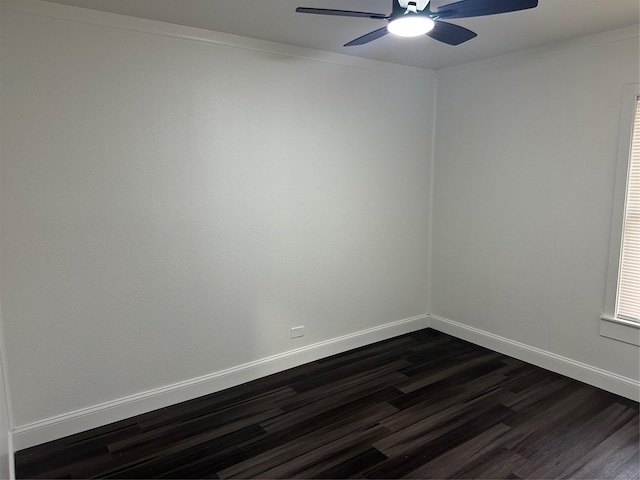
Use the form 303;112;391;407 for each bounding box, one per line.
397;0;430;10
393;0;432;19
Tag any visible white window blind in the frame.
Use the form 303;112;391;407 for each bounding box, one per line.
616;97;640;322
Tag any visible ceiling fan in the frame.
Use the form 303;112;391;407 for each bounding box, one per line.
296;0;539;47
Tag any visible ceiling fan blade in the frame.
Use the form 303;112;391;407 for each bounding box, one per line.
295;7;388;20
432;0;538;19
427;21;477;45
344;26;389;47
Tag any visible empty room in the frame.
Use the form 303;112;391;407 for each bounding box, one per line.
0;0;639;478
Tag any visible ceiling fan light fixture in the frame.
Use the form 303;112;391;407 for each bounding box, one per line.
387;15;435;37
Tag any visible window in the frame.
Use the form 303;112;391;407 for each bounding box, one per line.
616;97;640;323
602;84;640;346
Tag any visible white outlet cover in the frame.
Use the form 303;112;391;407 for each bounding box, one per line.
291;326;305;339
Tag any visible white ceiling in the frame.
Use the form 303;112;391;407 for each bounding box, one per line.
42;0;640;70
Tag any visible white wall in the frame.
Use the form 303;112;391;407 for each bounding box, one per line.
0;6;15;476
0;2;433;430
431;29;640;382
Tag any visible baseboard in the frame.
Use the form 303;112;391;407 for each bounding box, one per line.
429;314;640;402
15;313;633;452
11;314;428;451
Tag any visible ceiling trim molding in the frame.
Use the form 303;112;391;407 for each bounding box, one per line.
435;23;639;79
1;0;436;78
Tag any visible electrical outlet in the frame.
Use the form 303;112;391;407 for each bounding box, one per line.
290;326;305;339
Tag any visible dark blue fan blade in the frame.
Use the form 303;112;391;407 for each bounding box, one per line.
427;21;477;45
296;8;388;20
433;0;538;19
344;26;389;46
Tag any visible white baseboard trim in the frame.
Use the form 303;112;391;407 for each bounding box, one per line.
429;314;640;402
12;314;428;451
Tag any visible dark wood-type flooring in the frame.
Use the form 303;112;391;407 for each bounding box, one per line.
16;329;640;479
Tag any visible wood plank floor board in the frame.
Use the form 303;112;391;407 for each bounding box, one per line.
396;350;503;393
512;403;639;479
275;363;410;412
219;403;400;479
15;425;136;477
288;353;410;394
105;442;248;479
88;425;263;480
389;368;510;413
558;419;639;479
308;446;388;480
500;366;563;394
501;384;620;459
501;382;595;433
402;422;513;479
258;384;404;434
251;424;392;479
397;347;488;378
519;397;631;459
361;405;517;479
501;375;573;411
375;390;515;455
380;384;515;434
102;424;266;480
118;388;291;448
452;447;528;480
15;329;639;479
108;406;281;456
136;386;297;433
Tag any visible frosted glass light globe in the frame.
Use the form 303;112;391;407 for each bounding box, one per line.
387;16;435;37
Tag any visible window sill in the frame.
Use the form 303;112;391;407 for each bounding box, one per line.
600;315;640;346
